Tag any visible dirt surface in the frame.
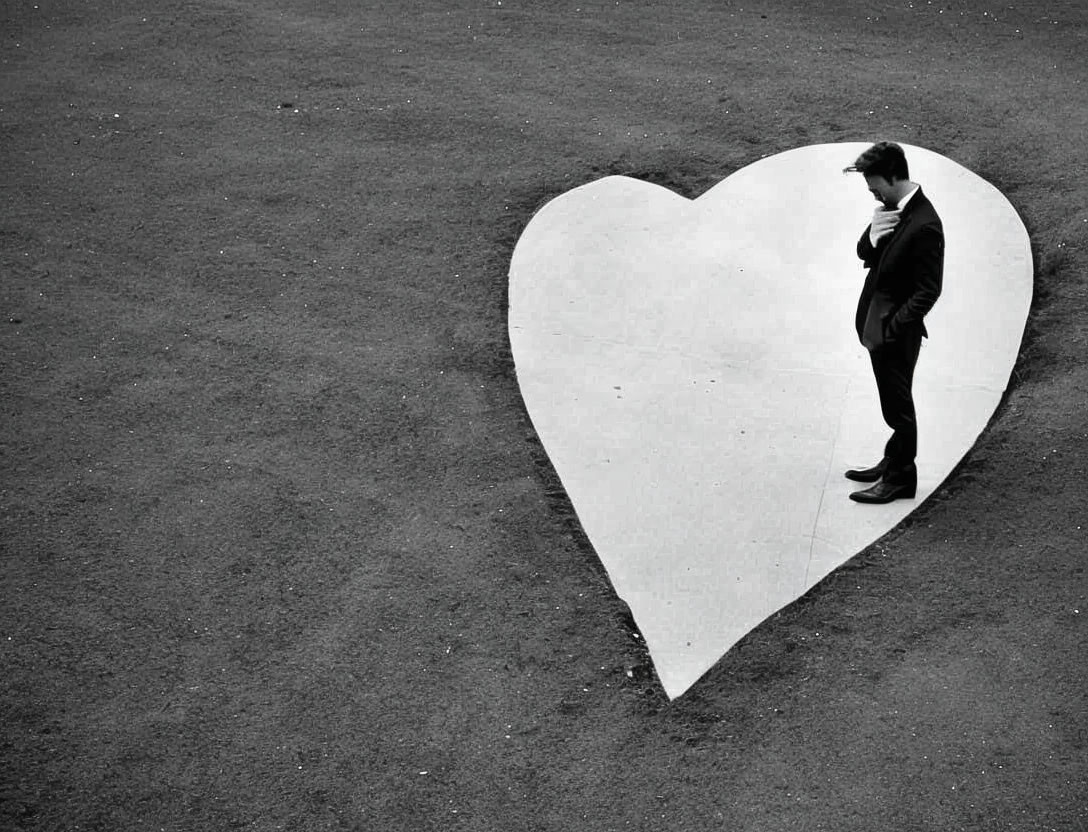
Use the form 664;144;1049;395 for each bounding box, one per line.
1;1;1086;830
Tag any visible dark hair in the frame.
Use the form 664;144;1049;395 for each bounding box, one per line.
843;141;909;181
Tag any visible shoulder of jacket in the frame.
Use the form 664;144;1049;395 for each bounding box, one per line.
907;199;942;230
915;192;942;220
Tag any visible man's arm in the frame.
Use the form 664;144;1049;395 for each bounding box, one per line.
888;224;943;336
857;227;878;266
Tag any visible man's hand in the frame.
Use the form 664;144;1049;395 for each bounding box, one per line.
869;206;901;246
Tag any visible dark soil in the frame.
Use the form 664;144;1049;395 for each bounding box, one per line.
2;1;1086;830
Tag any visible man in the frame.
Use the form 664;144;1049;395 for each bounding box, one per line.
843;141;943;504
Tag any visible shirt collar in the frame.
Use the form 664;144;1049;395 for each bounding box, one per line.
897;185;920;210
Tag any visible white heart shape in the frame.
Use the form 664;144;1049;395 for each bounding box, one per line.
509;143;1032;699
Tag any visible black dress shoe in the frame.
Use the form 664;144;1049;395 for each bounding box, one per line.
844;458;889;483
849;480;917;504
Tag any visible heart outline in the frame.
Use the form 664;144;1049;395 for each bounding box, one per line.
509;143;1032;698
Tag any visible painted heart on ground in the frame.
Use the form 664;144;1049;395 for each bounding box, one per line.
508;143;1032;699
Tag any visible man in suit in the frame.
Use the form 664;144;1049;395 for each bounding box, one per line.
844;142;944;504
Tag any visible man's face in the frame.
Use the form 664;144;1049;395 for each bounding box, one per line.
864;174;897;207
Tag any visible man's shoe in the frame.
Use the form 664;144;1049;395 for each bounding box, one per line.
849;480;917;504
844;458;889;483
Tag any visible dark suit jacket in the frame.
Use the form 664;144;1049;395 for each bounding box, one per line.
855;188;944;351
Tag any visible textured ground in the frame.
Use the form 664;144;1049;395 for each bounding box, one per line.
2;1;1086;830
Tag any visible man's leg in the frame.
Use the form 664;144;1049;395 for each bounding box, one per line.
868;329;923;485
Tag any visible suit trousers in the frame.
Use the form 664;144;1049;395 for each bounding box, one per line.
868;326;924;484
